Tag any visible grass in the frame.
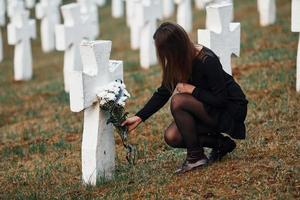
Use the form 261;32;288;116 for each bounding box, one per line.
0;0;299;199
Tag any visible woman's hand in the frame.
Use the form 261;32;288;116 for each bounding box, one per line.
121;116;142;132
176;83;195;94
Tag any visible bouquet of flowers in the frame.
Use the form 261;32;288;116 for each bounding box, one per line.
96;80;136;165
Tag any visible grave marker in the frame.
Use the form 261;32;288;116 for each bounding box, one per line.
175;0;192;33
125;0;134;27
36;0;61;52
7;11;36;81
292;0;300;92
257;0;276;27
112;0;124;18
198;2;240;75
7;0;25;19
136;0;162;69
77;0;100;39
0;0;5;62
162;0;174;19
55;3;94;92
69;40;123;185
25;0;36;9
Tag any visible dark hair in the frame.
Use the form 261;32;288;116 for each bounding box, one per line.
153;22;198;92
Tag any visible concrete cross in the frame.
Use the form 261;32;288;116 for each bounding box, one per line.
36;0;61;52
7;0;25;20
7;10;36;81
205;0;234;27
162;0;174;19
195;0;208;10
257;0;276;27
55;3;94;92
136;0;162;69
96;0;106;7
25;0;36;9
175;0;192;33
0;0;5;62
125;0;134;27
112;0;124;18
198;2;240;75
292;0;300;92
77;0;100;39
69;40;123;185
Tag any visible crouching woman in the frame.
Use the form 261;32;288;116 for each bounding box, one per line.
122;22;248;173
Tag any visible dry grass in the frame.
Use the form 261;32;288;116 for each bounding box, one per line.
0;0;299;199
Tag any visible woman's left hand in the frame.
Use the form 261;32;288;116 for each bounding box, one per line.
176;83;195;94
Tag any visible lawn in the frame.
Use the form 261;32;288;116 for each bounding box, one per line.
0;0;299;199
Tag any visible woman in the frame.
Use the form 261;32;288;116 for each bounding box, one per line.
122;22;248;174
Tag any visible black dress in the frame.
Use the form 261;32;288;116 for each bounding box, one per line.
136;47;248;139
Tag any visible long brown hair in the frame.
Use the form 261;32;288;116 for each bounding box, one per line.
153;22;198;92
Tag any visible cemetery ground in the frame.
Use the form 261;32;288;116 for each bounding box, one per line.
0;0;299;199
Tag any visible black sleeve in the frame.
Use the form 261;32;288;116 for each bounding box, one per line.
191;57;227;108
135;84;172;122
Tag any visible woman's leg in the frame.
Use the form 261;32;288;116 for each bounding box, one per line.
169;94;217;162
164;121;223;149
164;121;236;163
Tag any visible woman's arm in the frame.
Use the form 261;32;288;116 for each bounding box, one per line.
191;57;227;107
135;84;172;121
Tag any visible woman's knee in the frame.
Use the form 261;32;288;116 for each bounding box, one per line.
164;127;183;148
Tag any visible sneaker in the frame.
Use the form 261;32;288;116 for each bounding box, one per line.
208;136;236;163
174;157;208;174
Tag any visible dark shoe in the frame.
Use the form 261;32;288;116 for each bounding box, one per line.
174;157;208;174
208;136;236;163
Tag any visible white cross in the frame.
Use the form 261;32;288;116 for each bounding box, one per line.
205;0;234;28
7;0;25;20
36;0;61;52
96;0;106;7
125;0;134;27
175;0;192;33
195;0;208;10
135;0;162;69
77;0;100;39
7;10;36;81
257;0;276;27
69;40;123;185
292;0;300;92
112;0;124;18
198;2;240;75
55;3;94;92
162;0;174;19
0;0;5;62
25;0;36;9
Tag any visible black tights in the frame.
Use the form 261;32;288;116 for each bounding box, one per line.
165;93;224;152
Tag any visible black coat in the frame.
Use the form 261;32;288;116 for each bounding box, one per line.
136;47;248;139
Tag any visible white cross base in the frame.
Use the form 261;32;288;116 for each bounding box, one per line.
36;0;61;53
198;2;240;75
0;28;2;62
162;0;174;19
69;40;123;185
112;0;124;18
0;0;4;62
292;0;300;92
7;11;36;81
25;0;36;9
175;0;192;33
257;0;276;27
136;0;162;69
128;0;141;50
